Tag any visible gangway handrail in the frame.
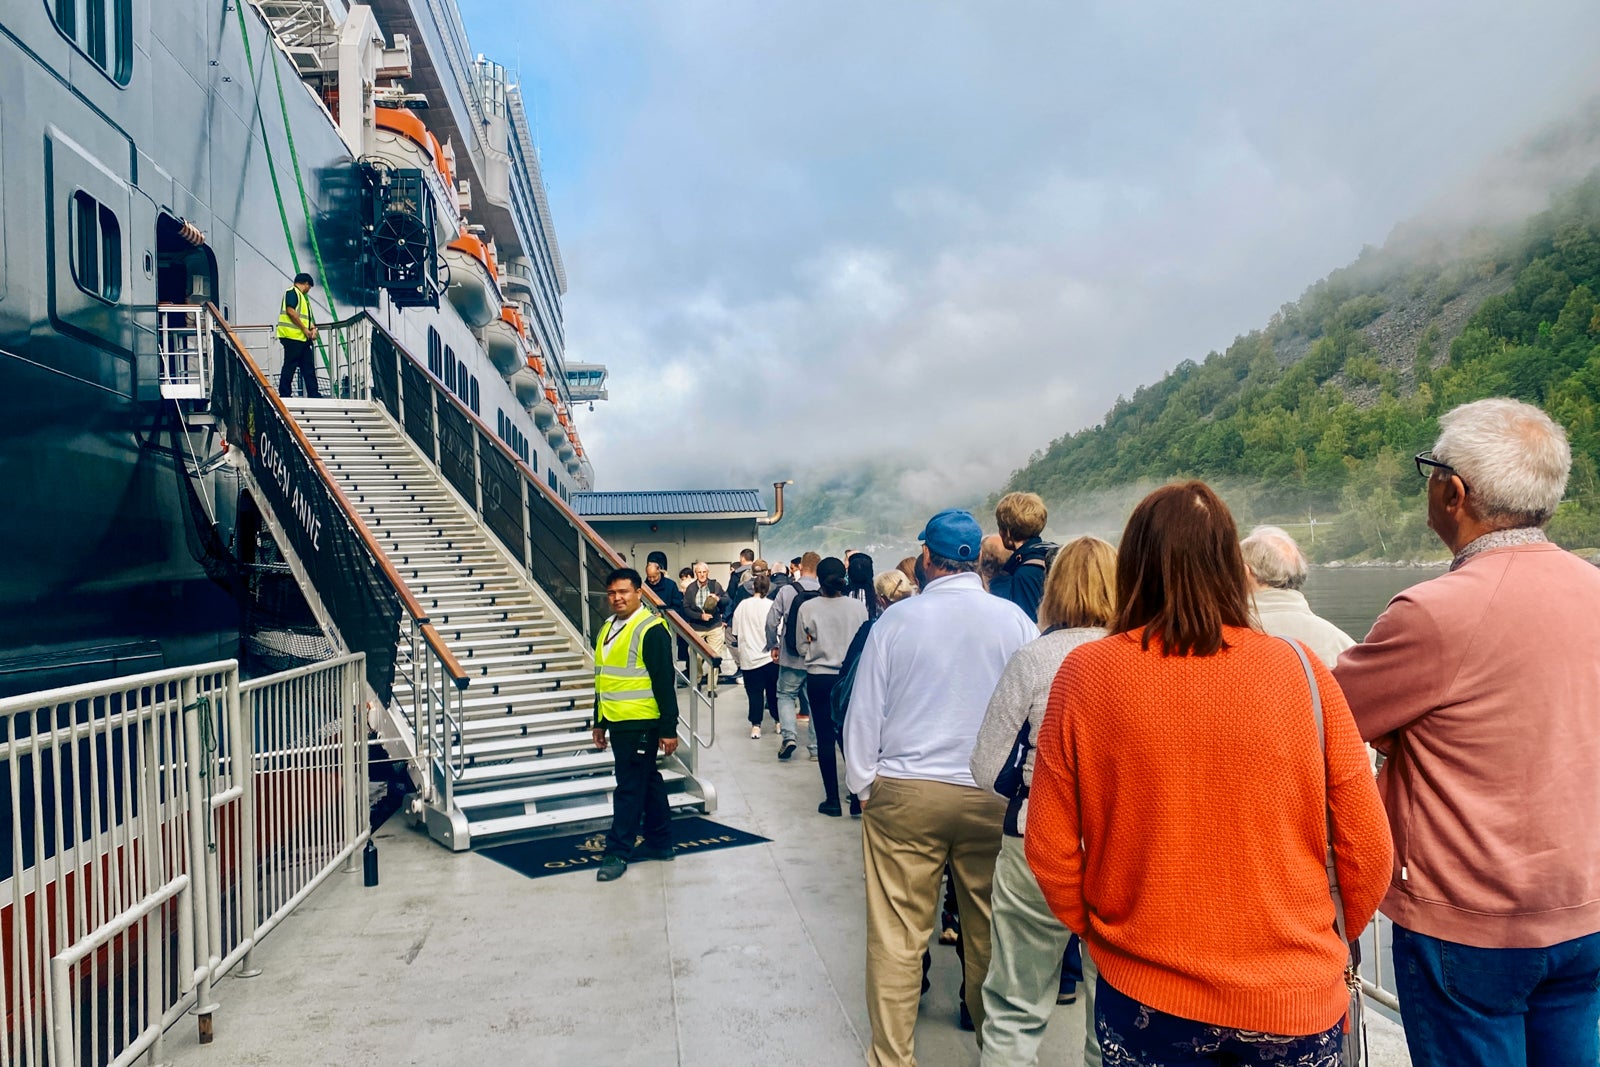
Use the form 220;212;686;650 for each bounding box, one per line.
206;304;469;687
364;314;722;666
361;313;722;763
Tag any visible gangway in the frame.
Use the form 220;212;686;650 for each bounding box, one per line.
164;304;719;850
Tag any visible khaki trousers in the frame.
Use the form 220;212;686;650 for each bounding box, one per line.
978;834;1103;1067
862;776;1006;1067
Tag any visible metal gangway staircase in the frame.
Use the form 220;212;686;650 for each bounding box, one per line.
159;304;718;850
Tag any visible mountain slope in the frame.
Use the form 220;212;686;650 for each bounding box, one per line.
1001;172;1600;559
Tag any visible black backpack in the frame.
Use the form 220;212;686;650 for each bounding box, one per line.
782;585;822;657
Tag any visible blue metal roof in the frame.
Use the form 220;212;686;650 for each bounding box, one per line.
573;490;766;518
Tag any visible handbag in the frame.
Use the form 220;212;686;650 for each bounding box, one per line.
1281;637;1367;1067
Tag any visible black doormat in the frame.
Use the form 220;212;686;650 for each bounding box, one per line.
479;816;771;880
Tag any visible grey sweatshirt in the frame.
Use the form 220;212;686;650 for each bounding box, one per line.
797;595;869;674
968;626;1107;835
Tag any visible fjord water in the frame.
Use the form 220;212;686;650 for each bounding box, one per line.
1301;565;1448;642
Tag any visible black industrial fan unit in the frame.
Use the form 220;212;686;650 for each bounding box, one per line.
359;160;443;308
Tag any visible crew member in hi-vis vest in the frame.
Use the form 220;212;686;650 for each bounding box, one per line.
276;271;320;399
591;567;681;882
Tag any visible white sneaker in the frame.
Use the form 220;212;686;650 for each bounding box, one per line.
750;725;761;740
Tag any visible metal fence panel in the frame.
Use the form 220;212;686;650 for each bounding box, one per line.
4;655;367;1067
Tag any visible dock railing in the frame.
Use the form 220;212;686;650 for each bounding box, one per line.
2;654;367;1067
364;318;720;775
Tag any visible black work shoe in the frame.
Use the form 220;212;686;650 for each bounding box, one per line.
778;740;797;761
817;799;842;817
636;845;675;862
596;855;627;882
958;1000;974;1032
849;795;862;818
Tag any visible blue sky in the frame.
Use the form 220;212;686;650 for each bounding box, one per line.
458;1;1600;501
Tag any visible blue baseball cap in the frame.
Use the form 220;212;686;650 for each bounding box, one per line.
918;509;982;561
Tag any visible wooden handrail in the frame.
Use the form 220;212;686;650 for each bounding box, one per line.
207;304;469;684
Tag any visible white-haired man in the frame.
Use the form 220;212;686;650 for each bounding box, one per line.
1239;525;1354;665
1334;398;1600;1067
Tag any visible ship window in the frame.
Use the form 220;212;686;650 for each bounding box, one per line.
69;190;121;303
443;345;456;393
470;377;480;415
548;469;556;491
46;0;133;86
428;327;442;377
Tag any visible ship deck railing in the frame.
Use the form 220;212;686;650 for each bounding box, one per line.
1;653;368;1067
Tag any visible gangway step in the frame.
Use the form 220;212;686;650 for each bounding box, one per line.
465;795;706;842
456;750;613;785
453;769;687;811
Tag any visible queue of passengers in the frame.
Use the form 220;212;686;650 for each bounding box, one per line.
589;396;1599;1067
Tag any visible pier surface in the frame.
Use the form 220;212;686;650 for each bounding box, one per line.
165;694;1411;1066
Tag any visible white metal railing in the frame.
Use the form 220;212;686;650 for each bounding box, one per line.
158;305;216;401
2;654;367;1067
217;315;370;402
1358;912;1401;1013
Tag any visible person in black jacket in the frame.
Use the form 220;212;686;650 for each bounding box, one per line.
643;551;682;615
991;492;1058;623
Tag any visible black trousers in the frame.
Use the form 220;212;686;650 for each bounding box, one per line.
604;724;671;859
804;673;842;804
278;337;321;398
741;662;779;726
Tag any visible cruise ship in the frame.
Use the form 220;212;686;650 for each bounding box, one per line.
0;0;603;699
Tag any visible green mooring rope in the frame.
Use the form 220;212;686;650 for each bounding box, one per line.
230;0;352;393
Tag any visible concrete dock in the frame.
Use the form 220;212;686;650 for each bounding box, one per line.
164;700;1412;1066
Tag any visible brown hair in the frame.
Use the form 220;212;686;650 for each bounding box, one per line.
1038;537;1116;631
896;556;918;584
752;574;771;597
995;491;1048;542
1112;481;1250;657
800;551;823;572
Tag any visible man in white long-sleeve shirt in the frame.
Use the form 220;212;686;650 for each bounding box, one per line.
845;509;1038;1066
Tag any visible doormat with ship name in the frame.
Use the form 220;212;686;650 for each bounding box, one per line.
478;816;771;881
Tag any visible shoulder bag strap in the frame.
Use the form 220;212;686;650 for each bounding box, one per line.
1280;638;1351;951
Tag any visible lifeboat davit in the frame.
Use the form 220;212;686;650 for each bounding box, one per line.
482;305;527;376
370;107;459;245
530;386;557;429
444;232;502;328
511;360;543;405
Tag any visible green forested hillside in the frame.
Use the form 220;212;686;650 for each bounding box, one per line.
1002;174;1600;559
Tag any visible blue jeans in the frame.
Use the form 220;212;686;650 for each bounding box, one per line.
775;666;815;753
1095;977;1342;1065
1391;923;1600;1067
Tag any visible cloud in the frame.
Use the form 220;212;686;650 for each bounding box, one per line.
470;0;1600;496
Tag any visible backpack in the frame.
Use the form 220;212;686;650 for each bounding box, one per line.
1018;542;1060;574
782;584;823;657
830;618;875;731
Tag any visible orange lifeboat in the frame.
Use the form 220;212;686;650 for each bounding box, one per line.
547;403;570;448
530;384;557;429
444;232;502;329
482;304;527;376
511;355;543;405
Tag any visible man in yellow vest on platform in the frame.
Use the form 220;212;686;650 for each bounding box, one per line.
276;272;321;399
591;567;680;882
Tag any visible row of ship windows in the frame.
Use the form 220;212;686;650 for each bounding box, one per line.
497;410;534;469
48;0;134;86
426;326;481;416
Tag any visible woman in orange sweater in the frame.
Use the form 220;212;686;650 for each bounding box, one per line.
1025;481;1391;1066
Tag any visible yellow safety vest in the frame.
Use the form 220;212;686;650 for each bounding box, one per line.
593;609;666;723
276;288;310;341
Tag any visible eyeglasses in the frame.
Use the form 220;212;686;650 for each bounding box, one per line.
1414;451;1470;493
